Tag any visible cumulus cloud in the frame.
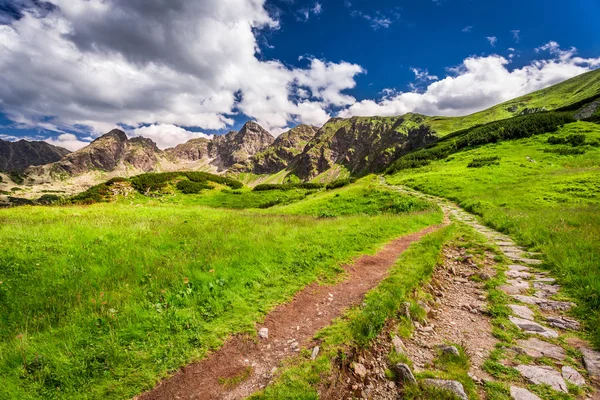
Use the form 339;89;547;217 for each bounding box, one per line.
44;133;90;151
0;0;362;143
340;42;600;118
131;124;212;150
411;68;438;82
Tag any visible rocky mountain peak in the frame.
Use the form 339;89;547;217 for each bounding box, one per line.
96;129;128;143
0;138;71;172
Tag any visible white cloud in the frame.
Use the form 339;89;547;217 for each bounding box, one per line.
486;36;498;47
340;42;600;119
131;124;212;150
511;29;521;43
45;133;90;151
0;0;362;144
350;10;398;30
411;68;439;82
462;25;473;33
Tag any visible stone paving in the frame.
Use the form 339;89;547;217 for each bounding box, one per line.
384;181;600;399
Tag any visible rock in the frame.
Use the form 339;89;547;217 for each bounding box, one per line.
509;386;542;400
562;366;586;386
516;365;568;392
437;345;460;356
516;338;566;360
422;379;468;400
258;327;269;339
506;270;531;279
511;295;574;311
353;362;367;378
509;316;558;338
509;304;535;320
580;347;600;380
401;302;411;319
508;264;530;272
477;272;492;281
392;335;406;354
533;282;560;298
392;363;416;385
546;316;581;331
534;277;556;283
500;280;530;295
311;346;320;360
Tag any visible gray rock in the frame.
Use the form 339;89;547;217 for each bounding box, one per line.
500;280;530;295
392;335;406;354
401;302;411;319
353;362;367;378
546;316;580;331
534;277;555;283
509;304;535;320
561;366;586;386
532;282;560;298
511;295;574;311
258;327;269;339
422;379;468;400
392;363;416;384
311;346;320;360
508;264;530;272
516;365;568;392
509;386;542;400
506;270;532;279
509;316;558;338
437;345;460;356
516;338;566;360
580;347;600;380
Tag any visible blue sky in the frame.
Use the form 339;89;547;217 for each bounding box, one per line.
0;0;599;150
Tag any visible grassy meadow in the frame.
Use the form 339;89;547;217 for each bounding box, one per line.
0;177;441;399
387;120;600;346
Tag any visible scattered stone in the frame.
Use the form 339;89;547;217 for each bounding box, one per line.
311;346;320;360
509;304;535;320
511;295;574;311
437;345;460;356
580;347;600;380
533;282;560;298
392;363;416;385
392;335;406;354
509;316;558;338
534;277;555;283
509;386;542;400
562;366;586;387
516;365;568;392
508;264;530;272
422;379;468;400
401;302;411;319
516;338;566;360
353;362;367;378
477;272;492;281
545;316;580;331
506;270;531;279
258;327;269;340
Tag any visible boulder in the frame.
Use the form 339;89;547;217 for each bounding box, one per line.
422;379;468;400
580;347;600;381
561;366;585;386
509;386;542;400
509;304;535;320
516;338;565;360
509;316;558;338
392;363;416;385
515;365;568;392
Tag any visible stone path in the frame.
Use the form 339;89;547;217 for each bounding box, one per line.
384;181;600;399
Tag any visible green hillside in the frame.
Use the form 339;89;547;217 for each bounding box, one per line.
387;120;600;346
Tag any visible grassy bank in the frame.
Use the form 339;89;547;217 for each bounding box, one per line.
0;181;440;399
387;121;600;347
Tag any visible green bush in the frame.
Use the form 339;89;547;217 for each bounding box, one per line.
325;178;357;190
253;182;326;192
7;171;26;185
176;180;211;194
547;134;586;146
36;194;62;205
468;156;500;168
130;172;242;193
543;147;586;155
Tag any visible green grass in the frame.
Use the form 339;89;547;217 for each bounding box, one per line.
0;179;441;399
387;120;600;347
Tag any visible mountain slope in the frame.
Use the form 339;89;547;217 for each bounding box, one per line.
0;138;70;172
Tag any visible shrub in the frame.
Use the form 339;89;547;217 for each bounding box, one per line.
468;156;500;168
325;178;357;190
543;147;586;155
7;171;26;185
36;194;62;205
176;180;211;194
130;172;242;193
547;134;586;146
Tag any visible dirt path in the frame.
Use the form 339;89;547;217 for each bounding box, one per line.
138;223;445;400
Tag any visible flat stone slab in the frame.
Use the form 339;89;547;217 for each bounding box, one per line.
509;264;530;272
422;379;468;400
516;338;565;360
511;295;575;311
562;366;586;386
546;316;580;331
510;304;535;320
509;316;558;338
496;241;516;246
509;386;542;400
580;347;600;380
533;282;560;298
516;365;568;392
506;270;532;279
512;257;543;265
500;280;530;295
534;277;555;283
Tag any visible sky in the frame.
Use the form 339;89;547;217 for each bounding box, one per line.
0;0;599;150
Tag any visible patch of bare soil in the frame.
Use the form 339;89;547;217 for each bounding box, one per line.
403;247;497;381
138;223;443;400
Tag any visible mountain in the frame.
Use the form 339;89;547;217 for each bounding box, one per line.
234;124;318;174
0;138;70;172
